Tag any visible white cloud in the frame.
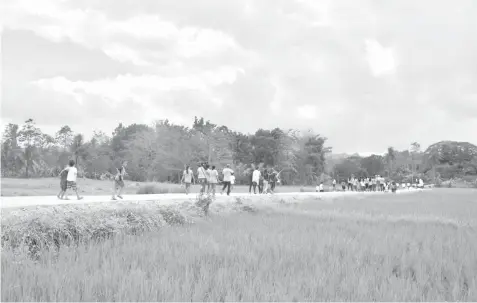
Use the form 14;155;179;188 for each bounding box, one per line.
365;39;396;77
32;67;240;109
2;0;240;66
296;104;317;119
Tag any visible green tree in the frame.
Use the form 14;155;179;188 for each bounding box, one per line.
18;119;43;177
55;125;74;150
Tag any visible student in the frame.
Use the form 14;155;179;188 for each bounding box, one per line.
208;165;219;196
57;164;68;199
332;179;336;191
268;169;277;193
181;165;194;195
112;161;128;200
197;162;208;194
63;160;83;200
206;164;212;193
252;167;261;194
316;182;324;192
248;166;254;194
230;172;236;191
221;164;234;196
262;169;269;194
258;170;264;194
341;180;346;191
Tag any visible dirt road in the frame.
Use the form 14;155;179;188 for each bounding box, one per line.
0;189;423;209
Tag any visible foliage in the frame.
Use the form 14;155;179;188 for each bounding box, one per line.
1;118;331;184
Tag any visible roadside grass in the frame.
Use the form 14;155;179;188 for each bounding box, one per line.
2;190;477;301
1;178;311;197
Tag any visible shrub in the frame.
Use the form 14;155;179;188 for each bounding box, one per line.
136;182;183;194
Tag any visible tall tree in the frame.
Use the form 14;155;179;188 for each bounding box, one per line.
55;125;74;150
17;119;43;177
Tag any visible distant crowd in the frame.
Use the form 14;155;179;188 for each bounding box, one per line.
327;175;425;193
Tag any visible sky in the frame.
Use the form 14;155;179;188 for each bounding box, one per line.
1;0;477;155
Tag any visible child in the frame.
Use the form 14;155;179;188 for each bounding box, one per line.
57;165;68;199
63;160;83;200
112;161;127;200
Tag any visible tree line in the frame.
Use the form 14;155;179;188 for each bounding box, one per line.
2;118;476;185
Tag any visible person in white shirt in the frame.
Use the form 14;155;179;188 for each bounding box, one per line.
252;168;261;194
332;179;336;191
63;160;83;200
208;166;219;196
181;165;194;195
418;178;424;188
221;164;234;195
316;182;324;192
197;162;208;194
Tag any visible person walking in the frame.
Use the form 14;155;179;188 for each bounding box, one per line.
112;161;128;200
221;164;234;195
181;165;194;195
252;167;261;194
63;160;83;200
197;162;208;194
208;165;219;196
57;164;68;199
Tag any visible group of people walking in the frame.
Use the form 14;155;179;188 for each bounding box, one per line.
181;162;280;197
181;163;236;196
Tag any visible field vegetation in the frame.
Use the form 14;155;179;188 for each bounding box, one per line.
2;189;476;301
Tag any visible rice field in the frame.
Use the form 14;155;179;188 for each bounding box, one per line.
2;188;477;301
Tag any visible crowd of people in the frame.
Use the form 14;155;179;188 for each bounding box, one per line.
181;162;280;197
329;175;425;193
56;159;425;201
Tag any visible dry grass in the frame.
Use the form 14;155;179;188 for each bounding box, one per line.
2;190;477;301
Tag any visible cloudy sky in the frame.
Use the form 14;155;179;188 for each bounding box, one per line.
2;0;477;154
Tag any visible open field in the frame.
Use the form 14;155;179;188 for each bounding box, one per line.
2;189;477;301
0;177;316;197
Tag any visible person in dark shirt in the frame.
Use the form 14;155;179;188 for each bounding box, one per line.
57;165;68;199
268;169;277;193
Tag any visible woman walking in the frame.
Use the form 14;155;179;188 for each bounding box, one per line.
181;165;194;195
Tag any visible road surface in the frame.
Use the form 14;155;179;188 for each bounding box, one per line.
0;189;423;209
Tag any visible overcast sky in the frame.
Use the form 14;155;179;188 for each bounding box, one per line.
2;0;477;154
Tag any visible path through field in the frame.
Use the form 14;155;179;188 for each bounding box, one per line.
0;189;422;209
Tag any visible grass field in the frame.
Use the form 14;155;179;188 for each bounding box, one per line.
0;177;318;197
2;189;477;301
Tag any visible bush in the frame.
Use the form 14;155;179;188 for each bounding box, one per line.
136;182;184;194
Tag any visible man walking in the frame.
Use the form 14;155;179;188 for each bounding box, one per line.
221;164;234;196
